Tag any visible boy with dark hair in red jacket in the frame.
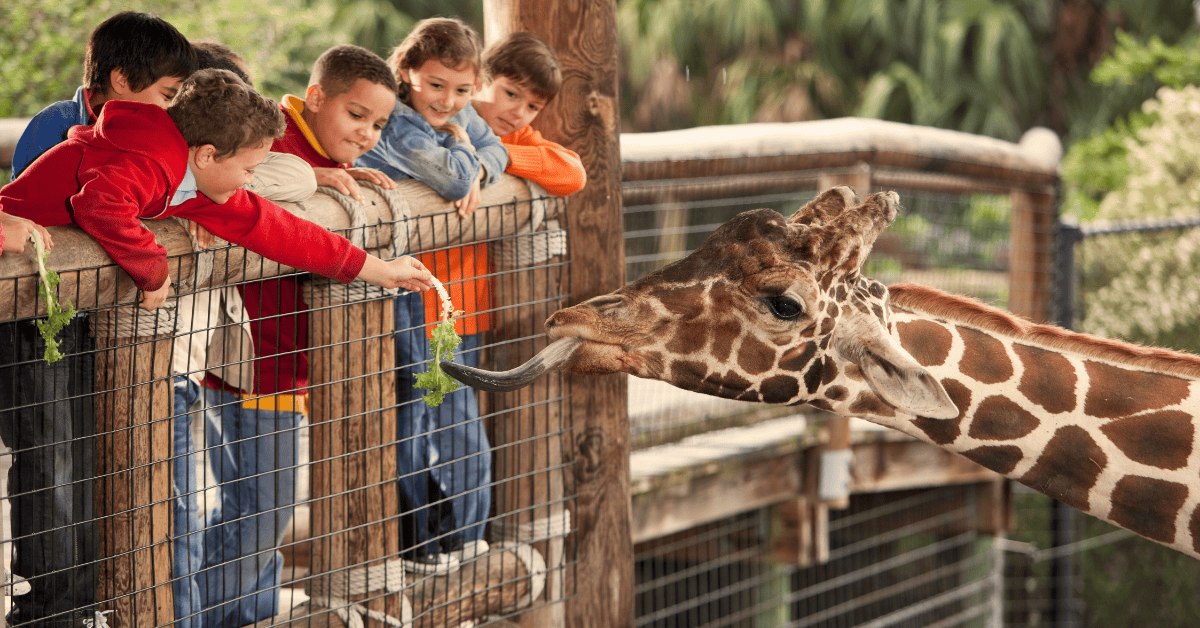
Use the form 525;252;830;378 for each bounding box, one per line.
0;69;433;627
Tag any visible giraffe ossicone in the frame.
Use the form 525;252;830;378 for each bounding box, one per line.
446;186;1200;559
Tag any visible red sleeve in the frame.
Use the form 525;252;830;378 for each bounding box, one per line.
503;126;587;196
172;190;367;284
71;154;171;291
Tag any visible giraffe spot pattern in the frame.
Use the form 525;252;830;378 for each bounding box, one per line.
896;320;953;367
803;357;824;394
824;385;848;401
849;392;896;418
1013;343;1077;414
1190;507;1200;556
958;326;1014;384
737;335;776;375
760;375;800;404
912;378;969;445
710;319;742;364
1109;476;1188;544
1020;426;1106;512
968;396;1040;441
961;445;1024;475
665;316;709;356
778;343;817;373
1083;361;1191;419
1099;410;1194;470
821;359;839;386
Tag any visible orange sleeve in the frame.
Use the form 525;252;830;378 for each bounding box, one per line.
501;126;587;196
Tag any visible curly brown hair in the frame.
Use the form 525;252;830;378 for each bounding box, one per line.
311;44;397;99
388;17;483;103
167;69;285;158
484;32;562;102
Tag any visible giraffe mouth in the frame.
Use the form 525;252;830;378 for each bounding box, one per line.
439;337;583;392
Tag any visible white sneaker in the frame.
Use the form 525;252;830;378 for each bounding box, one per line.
402;552;460;575
447;539;490;563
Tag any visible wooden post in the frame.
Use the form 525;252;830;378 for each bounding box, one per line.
484;3;629;627
92;308;175;626
1009;189;1056;323
303;281;407;624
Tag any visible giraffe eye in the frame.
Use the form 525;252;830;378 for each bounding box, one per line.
764;295;804;321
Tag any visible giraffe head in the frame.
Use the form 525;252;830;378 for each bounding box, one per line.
448;186;958;419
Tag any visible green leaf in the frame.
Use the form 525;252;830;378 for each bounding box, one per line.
412;309;464;407
31;236;75;364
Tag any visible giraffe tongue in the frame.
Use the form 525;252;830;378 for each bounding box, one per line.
439;337;582;392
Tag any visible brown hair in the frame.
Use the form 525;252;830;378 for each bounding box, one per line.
84;11;196;94
484;32;562;102
193;40;251;84
168;69;285;158
310;44;397;99
387;17;483;103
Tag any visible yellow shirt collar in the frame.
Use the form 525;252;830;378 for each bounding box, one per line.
280;94;331;161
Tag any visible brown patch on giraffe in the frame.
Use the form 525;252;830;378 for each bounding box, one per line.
807;398;834;411
896;320;953;367
822;359;839;386
835;285;847;300
843;364;864;381
803;357;825;394
654;283;705;318
826;302;839;318
760;375;801;404
849;392;896;418
819;317;836;335
1083;361;1191;419
737;335;776;375
968;396;1040;441
1190;507;1200;556
958;326;1014;384
710;319;741;364
778;343;817;373
1109;476;1188;544
665;318;708;356
912;378;969;444
824;385;848;401
961;445;1024;475
1019;426;1106;512
1099;410;1194;470
1013;343;1077;414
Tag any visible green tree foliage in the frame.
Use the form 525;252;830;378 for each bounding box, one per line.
0;0;345;119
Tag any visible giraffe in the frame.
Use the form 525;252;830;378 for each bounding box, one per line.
445;186;1200;559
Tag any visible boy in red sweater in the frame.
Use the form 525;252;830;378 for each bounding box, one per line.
0;68;432;627
472;32;586;197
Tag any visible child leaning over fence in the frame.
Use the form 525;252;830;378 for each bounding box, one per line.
473;31;586;197
0;68;434;627
0;11;195;627
357;16;507;574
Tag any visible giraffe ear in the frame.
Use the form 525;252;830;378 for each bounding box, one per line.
855;336;959;420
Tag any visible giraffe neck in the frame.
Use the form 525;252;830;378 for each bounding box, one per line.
871;284;1200;558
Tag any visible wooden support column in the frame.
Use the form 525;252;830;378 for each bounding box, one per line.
92;309;174;626
1009;189;1056;323
484;2;628;627
303;281;406;624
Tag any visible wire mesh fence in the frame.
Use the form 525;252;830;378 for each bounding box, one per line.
0;191;576;627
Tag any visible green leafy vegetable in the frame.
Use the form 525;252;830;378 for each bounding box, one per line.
30;231;76;363
413;277;463;407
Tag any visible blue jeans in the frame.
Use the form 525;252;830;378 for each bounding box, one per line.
0;317;97;627
394;291;491;555
172;376;206;628
199;387;302;627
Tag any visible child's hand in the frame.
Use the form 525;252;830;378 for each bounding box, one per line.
455;178;483;217
435;123;472;146
356;254;434;292
1;212;53;253
185;220;215;249
314;167;368;203
346;167;396;190
140;276;171;311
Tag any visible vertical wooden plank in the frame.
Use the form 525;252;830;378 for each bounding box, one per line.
1009;189;1055;323
307;287;404;622
483;3;630;627
94;332;174;626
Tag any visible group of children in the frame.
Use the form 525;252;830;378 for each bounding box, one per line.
0;10;585;628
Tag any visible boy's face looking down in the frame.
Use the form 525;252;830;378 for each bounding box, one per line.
190;138;271;204
303;78;395;164
473;74;546;137
108;69;184;109
400;59;479;128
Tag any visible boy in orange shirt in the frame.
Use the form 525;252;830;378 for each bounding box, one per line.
472;31;587;197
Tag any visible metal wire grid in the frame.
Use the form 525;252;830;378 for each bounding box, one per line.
634;485;1001;627
0;195;577;626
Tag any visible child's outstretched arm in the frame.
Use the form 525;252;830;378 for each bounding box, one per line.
356;254;434;292
0;211;55;254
